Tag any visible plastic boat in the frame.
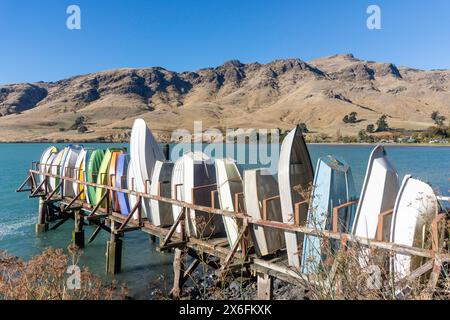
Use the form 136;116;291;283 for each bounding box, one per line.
301;155;356;274
278;125;314;269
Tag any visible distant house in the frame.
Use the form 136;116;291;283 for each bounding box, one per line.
397;137;417;143
429;139;449;144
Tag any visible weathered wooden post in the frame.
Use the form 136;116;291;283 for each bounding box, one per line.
36;196;49;234
257;273;273;300
72;209;85;248
106;219;122;275
171;248;185;299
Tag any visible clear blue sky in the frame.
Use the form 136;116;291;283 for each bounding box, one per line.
1;0;449;84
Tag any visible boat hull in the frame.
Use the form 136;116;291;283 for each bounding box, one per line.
39;146;58;185
301;156;356;274
390;175;438;280
244;169;285;257
116;154;130;216
130;119;165;220
278;126;314;269
183;152;224;238
216;158;246;250
352;146;399;241
86;149;105;205
150;161;175;226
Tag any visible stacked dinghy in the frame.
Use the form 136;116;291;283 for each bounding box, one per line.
390;175;439;280
278;126;314;269
215;158;246;249
244;169;285;257
302;156;357;274
130;119;165;221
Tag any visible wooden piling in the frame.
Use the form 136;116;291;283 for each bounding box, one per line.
171;248;185;299
72;210;85;248
106;220;122;275
257;272;273;300
36;197;48;234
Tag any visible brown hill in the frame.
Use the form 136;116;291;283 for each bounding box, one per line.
0;54;449;142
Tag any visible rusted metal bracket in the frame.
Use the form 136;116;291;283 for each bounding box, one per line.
45;181;62;202
294;200;309;225
331;200;358;233
116;196;142;233
16;174;32;192
61;189;84;214
376;209;394;241
262;195;280;221
160;208;186;250
219;219;248;274
30;179;46;198
88;191;109;217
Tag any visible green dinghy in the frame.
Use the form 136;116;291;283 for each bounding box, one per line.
86;149;105;205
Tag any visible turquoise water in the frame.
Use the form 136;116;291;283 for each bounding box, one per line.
0;143;449;297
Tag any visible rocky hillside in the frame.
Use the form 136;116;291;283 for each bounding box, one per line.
0;54;449;142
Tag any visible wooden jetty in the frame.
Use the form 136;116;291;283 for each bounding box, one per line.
16;162;450;299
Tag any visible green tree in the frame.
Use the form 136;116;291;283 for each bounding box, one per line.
376;114;389;132
343;112;358;124
366;124;375;133
70;115;86;130
298;123;309;133
358;129;368;142
431;111;446;126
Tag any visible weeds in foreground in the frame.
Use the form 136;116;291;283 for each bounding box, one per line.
294;244;450;300
0;247;127;300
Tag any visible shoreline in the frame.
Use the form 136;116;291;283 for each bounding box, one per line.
1;140;450;147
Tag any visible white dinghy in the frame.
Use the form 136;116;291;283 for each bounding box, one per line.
171;156;185;233
44;152;58;192
244;169;285;257
50;147;69;194
352;145;399;242
278;125;314;269
130;119;165;220
215;158;246;249
150;160;175;226
390;175;439;281
182;152;224;238
73;149;87;198
61;145;83;198
39;146;58;185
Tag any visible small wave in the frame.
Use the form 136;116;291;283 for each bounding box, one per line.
0;216;36;240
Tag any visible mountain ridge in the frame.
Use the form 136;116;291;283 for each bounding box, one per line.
0;54;449;142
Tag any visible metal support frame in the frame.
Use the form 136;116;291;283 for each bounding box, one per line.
262;195;280;221
160;208;186;250
219;219;248;274
15;165;450;299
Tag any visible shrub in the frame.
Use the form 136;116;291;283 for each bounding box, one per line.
78;125;88;134
366;124;375;133
298;123;309;133
0;248;127;300
376;114;389;132
431;111;446;126
343;112;358;124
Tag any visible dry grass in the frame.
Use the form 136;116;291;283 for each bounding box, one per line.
297;242;450;300
0;247;128;300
